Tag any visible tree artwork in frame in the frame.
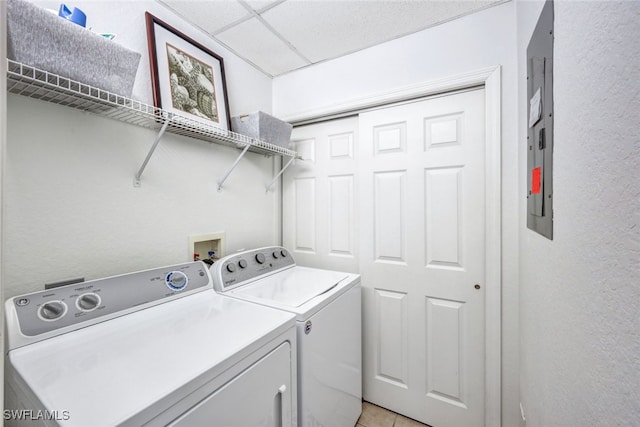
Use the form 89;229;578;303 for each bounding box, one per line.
145;12;231;130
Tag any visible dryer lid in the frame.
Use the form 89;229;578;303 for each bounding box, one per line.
229;266;350;308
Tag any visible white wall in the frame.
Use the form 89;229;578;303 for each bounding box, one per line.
1;0;7;413
517;1;640;425
273;3;522;426
4;0;278;298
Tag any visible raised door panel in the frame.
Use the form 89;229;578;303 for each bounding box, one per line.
374;122;407;156
329;132;354;160
373;171;407;264
424;113;462;150
425;297;466;407
293;177;316;253
425;167;464;270
374;289;409;388
328;174;355;257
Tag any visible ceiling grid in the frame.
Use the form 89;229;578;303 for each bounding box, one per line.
159;0;506;77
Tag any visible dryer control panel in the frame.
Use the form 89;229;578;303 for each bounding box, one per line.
6;262;210;342
211;246;295;292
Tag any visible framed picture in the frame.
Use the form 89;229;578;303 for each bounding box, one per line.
145;12;231;130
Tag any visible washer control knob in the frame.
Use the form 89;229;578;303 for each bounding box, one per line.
272;251;279;259
166;271;189;291
77;293;101;311
226;263;237;273
255;253;266;264
39;301;67;321
280;249;288;258
238;259;248;269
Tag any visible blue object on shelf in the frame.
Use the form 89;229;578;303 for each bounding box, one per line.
58;4;86;27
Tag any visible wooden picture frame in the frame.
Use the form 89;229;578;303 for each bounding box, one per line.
145;12;231;130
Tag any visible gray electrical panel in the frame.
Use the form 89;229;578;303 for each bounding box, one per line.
527;0;554;239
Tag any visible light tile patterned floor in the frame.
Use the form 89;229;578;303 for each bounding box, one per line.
356;401;431;427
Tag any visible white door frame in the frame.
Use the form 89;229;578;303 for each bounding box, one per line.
282;66;502;427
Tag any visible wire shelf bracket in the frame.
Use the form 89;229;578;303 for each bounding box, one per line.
217;143;252;191
133;115;172;187
265;155;298;193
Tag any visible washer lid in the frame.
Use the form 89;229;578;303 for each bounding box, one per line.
7;291;295;427
228;266;350;308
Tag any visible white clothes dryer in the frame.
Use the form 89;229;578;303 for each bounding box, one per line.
210;247;362;427
5;261;297;427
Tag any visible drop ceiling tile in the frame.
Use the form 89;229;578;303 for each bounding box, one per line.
261;0;498;63
243;0;285;13
159;0;252;34
215;17;309;76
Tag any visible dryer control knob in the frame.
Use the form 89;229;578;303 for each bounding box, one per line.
226;263;237;273
38;301;67;321
280;249;288;258
255;253;266;264
166;271;189;291
77;293;101;311
238;259;248;269
272;251;279;259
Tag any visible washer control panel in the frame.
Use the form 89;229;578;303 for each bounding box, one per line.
211;246;295;292
10;262;210;337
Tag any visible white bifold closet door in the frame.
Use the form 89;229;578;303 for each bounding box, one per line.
283;88;486;427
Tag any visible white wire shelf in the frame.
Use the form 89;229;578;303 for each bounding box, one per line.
6;59;296;158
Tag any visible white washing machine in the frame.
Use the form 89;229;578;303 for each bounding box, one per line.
5;261;297;427
210;246;362;427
